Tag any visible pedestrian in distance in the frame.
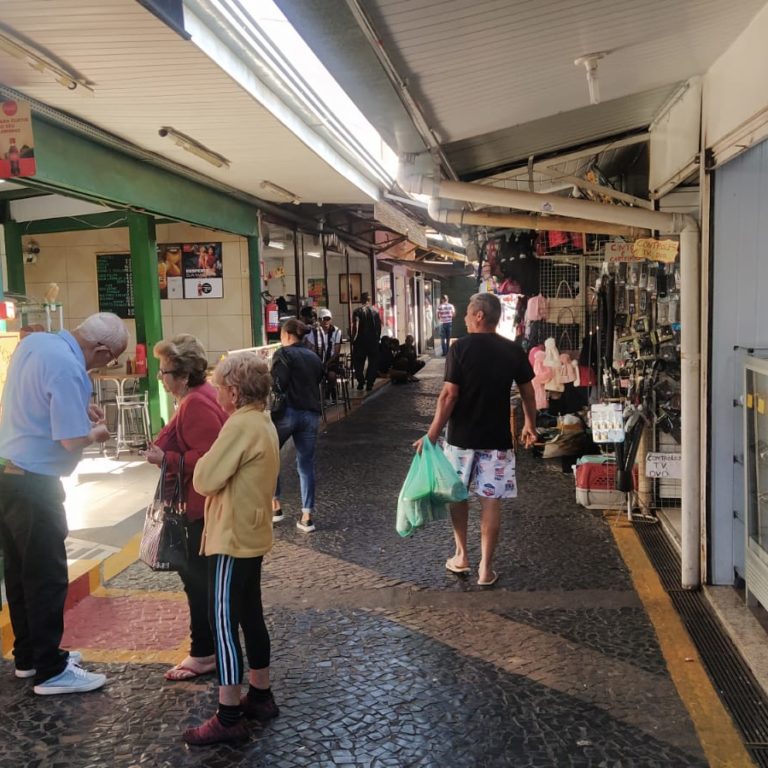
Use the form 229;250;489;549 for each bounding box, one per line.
415;293;538;587
271;318;324;532
143;334;228;681
184;351;281;746
0;312;128;694
436;294;456;356
351;291;381;391
306;307;343;402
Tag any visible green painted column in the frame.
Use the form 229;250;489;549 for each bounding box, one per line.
247;234;264;346
3;219;25;295
127;212;164;431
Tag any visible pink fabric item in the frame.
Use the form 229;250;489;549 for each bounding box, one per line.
532;350;552;409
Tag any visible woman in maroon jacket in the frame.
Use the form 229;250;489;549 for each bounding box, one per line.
144;334;228;680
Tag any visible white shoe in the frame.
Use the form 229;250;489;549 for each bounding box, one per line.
33;663;106;695
15;650;82;679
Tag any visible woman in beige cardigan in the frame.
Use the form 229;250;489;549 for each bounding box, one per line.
184;351;280;746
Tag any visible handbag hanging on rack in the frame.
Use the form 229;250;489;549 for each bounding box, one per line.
139;456;188;572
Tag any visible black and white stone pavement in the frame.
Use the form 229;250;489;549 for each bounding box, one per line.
0;359;710;767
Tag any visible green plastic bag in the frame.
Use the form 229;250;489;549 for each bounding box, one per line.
425;439;469;504
400;445;433;501
396;488;449;538
395;437;466;537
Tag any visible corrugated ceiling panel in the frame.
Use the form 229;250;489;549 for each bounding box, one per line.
364;0;766;143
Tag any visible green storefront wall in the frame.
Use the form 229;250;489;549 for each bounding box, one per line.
2;116;265;431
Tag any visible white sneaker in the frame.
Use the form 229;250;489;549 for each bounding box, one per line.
15;650;82;679
272;509;284;523
33;663;106;695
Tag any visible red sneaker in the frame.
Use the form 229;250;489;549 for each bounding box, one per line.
240;691;280;722
182;714;249;746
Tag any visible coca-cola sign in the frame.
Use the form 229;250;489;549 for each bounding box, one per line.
0;99;35;179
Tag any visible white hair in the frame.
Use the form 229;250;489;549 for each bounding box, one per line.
75;313;129;353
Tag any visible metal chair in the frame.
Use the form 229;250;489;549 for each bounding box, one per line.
114;392;151;458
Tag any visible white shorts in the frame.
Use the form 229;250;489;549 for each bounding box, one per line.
442;444;517;499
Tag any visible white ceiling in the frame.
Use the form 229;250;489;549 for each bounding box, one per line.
0;0;376;206
278;0;767;179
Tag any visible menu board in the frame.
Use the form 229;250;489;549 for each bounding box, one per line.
97;253;134;318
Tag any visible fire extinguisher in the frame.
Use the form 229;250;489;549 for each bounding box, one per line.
266;300;279;333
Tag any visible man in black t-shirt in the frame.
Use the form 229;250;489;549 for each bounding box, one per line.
417;293;537;587
351;292;382;391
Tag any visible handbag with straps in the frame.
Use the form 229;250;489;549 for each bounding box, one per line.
139;456;188;572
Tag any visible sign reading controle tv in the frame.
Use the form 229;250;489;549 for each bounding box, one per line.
158;242;223;300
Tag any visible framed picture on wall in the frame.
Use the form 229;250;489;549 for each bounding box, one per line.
308;277;327;305
339;273;362;303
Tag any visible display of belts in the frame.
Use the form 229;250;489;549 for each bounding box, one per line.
477;229;683;515
744;357;768;609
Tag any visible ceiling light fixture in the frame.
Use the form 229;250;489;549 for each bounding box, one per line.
260;180;301;205
306;251;322;258
0;32;93;93
423;258;448;265
574;52;607;105
158;127;230;168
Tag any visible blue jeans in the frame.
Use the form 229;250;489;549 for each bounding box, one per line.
440;323;452;356
273;407;320;511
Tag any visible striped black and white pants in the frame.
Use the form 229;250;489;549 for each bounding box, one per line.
208;554;271;686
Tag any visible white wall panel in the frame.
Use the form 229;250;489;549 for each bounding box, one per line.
710;138;768;584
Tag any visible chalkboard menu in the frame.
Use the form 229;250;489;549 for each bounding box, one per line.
97;253;134;318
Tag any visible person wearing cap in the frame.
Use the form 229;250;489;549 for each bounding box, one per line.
307;308;343;403
351;292;381;392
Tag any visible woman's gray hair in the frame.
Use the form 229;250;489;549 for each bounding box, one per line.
75;313;129;354
469;292;501;327
153;334;209;387
214;351;271;408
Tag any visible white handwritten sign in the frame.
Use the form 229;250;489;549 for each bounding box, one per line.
645;452;682;479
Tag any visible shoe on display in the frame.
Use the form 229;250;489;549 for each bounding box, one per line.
33;663;106;695
296;518;316;533
240;691;280;722
182;714;249;746
16;650;83;679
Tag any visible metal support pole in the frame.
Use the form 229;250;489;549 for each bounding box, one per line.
293;227;301;313
3;218;24;295
247;232;263;346
680;221;702;589
127;211;164;432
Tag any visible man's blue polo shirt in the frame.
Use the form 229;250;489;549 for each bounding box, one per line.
0;330;92;477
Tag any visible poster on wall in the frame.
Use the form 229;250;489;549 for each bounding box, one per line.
339;273;362;304
182;242;223;299
157;243;183;299
307;278;327;305
96;254;134;318
0;100;35;179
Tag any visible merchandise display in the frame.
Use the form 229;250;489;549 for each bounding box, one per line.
477;230;682;513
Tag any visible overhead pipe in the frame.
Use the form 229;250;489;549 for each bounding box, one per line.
407;175;679;233
410;171;701;589
428;204;649;238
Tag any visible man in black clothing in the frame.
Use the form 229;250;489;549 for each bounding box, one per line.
417;293;537;587
351;292;381;391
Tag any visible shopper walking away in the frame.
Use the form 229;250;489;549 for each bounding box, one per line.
144;334;228;681
437;294;456;356
185;351;280;746
416;293;537;587
0;312;128;694
271;318;323;532
351;292;381;391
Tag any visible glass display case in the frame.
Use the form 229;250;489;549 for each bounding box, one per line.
744;356;768;608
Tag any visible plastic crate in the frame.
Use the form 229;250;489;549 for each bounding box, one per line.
574;462;637;510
